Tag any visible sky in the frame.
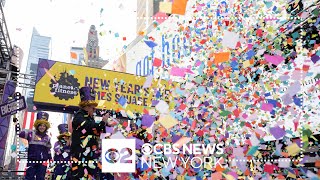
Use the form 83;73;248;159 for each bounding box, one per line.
4;0;138;73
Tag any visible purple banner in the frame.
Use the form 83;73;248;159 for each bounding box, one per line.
0;80;16;167
0;95;26;117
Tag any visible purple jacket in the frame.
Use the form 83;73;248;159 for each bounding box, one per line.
53;141;70;162
19;130;52;161
53;141;71;177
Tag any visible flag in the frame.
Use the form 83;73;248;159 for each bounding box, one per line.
16;111;36;175
21;111;35;150
16;161;26;176
21;111;36;148
22;111;36;130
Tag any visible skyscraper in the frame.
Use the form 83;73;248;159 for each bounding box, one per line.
85;25;107;68
24;28;51;112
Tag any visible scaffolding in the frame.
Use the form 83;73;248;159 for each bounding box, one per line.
0;3;13;100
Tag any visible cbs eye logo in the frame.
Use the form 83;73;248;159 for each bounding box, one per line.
102;139;136;173
105;147;133;164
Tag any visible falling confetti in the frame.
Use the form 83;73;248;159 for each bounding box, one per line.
9;0;320;179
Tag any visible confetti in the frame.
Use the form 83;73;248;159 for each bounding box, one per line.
118;96;127;107
155;100;169;114
153;58;163;67
141;114;155;127
143;75;153;88
14;0;320;178
158;114;178;129
264;54;285;66
222;30;239;49
286;143;300;156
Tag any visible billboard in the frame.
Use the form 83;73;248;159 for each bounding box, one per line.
34;59;172;114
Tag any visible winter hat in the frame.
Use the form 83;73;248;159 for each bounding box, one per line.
33;111;50;129
78;86;98;108
57;124;71;139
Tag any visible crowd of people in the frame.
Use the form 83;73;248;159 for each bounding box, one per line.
17;86;120;180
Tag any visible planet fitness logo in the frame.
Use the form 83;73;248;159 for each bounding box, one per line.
49;71;80;100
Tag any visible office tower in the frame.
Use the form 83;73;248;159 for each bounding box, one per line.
24;28;51;112
86;25;106;68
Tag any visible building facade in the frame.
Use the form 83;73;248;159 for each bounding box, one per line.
24;28;51;112
70;47;85;65
85;25;107;68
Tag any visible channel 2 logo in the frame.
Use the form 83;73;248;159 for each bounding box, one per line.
102;139;136;173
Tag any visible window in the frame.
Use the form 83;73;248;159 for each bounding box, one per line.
30;63;38;74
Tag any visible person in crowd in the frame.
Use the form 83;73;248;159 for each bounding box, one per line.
70;86;117;179
53;124;71;179
18;111;52;180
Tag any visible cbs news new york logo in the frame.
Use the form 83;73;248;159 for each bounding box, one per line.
102;139;136;173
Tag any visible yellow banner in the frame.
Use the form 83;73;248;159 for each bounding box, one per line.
34;59;172;113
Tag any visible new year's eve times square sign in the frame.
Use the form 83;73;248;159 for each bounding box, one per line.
33;59;173;113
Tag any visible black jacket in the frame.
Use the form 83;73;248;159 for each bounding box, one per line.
70;109;106;156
